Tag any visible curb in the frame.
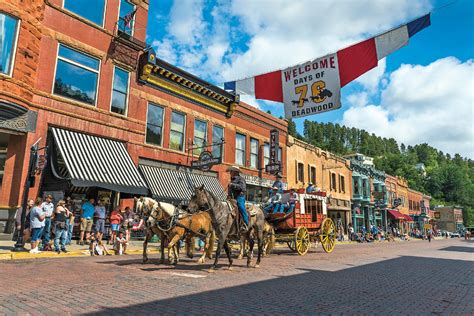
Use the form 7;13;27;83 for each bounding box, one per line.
0;249;159;261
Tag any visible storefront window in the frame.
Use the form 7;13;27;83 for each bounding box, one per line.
250;138;259;169
54;45;100;105
0;13;19;76
235;133;246;166
118;0;135;35
170;112;185;151
193;119;207;155
64;0;106;26
146;103;164;146
212;125;223;159
111;66;129;115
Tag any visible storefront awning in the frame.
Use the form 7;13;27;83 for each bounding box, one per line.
139;163;227;204
402;214;414;222
387;209;405;220
51;128;148;195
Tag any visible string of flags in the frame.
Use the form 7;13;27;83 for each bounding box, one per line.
224;14;431;119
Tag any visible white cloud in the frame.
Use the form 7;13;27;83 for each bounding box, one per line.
342;57;474;158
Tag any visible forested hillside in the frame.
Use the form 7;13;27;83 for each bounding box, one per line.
287;119;474;227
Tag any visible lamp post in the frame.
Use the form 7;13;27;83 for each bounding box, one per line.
13;139;46;252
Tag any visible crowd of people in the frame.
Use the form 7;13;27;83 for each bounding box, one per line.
14;195;143;255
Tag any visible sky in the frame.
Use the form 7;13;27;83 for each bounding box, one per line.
146;0;474;158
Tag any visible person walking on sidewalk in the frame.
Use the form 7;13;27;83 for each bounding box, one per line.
53;200;70;254
40;195;54;250
15;198;34;243
79;198;95;245
94;201;107;242
64;197;75;245
29;197;46;253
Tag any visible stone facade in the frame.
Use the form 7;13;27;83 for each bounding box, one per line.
435;206;464;232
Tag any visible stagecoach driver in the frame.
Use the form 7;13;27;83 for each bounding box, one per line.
227;166;249;230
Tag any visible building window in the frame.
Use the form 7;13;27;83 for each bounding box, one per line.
250;138;259;169
297;162;304;183
193;119;207;155
118;0;135;35
354;179;360;195
63;0;106;27
362;179;368;197
330;172;337;191
0;13;19;76
212;125;224;159
309;166;316;184
111;66;129;115
145;103;164;146
170;112;185;151
263;143;270;167
278;147;282;163
53;44;100;106
235;133;246;166
339;175;345;193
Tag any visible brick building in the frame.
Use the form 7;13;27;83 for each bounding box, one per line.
0;0;287;237
286;136;352;234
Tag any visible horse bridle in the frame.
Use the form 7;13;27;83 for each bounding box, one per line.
149;204;180;232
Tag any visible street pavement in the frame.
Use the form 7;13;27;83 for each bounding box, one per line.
0;239;472;315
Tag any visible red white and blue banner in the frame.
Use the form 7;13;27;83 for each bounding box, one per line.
224;14;431;119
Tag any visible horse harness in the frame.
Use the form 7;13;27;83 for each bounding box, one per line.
149;204;207;239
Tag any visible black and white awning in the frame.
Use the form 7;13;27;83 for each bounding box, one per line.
139;163;226;204
50;127;148;195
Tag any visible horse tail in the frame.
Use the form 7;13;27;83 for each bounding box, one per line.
265;224;276;255
206;230;215;259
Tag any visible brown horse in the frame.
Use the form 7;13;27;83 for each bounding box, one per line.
148;202;215;265
238;221;275;259
135;197;175;264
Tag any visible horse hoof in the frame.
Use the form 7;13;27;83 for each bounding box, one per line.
198;258;205;264
143;258;148;264
227;266;233;271
237;255;243;260
255;264;260;269
207;268;216;273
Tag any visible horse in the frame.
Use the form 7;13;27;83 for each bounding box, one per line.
134;197;175;264
187;185;266;271
148;203;215;265
238;220;275;259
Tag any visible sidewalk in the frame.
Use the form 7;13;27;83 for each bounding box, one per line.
0;239;159;260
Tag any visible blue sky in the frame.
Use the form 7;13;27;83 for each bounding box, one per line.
146;0;473;157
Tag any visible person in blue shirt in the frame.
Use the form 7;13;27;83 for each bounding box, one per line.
306;182;315;193
272;173;284;193
79;198;95;245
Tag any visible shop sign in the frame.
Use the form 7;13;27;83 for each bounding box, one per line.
266;129;281;173
191;151;221;171
243;174;287;189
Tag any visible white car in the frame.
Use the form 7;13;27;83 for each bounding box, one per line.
450;232;460;238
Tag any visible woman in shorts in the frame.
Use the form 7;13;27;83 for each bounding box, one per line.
109;207;123;245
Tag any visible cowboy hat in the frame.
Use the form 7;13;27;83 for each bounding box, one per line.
275;172;283;178
227;165;241;172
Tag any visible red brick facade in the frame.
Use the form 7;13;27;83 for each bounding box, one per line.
0;0;287;233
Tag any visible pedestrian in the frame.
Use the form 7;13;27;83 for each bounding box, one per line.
53;200;70;254
14;198;34;243
348;223;354;241
79;198;95;245
94;200;106;241
64;197;75;245
114;230;128;255
29;197;46;253
40;194;54;251
122;206;135;242
109;206;123;245
427;230;432;243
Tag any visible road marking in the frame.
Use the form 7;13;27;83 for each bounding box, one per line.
171;272;206;278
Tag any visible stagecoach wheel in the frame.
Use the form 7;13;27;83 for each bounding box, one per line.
319;218;336;253
295;226;310;256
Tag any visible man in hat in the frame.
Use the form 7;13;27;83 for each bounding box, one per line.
40;194;55;250
306;182;316;193
272;173;284;193
227;166;248;229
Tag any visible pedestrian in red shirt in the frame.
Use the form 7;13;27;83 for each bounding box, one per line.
109;207;123;245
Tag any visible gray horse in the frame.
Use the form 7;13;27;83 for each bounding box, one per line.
188;185;265;270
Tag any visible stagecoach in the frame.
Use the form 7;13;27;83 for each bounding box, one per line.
266;191;336;255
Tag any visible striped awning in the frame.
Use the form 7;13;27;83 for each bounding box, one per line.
51;128;148;195
139;164;226;204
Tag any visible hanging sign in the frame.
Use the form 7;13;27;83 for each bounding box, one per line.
191;151;221;171
282;53;341;119
266;129;281;173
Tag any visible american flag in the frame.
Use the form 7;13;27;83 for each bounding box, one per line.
123;9;137;28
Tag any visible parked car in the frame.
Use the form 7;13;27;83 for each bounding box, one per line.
450;232;460;238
